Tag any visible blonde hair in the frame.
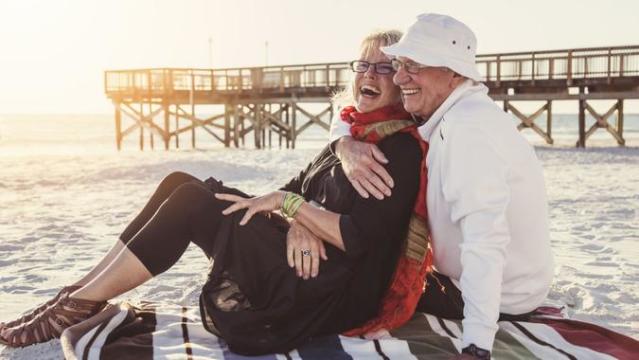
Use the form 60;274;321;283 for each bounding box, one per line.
332;29;403;107
359;29;403;60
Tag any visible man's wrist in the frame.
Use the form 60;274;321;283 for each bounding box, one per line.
461;344;491;360
334;136;353;159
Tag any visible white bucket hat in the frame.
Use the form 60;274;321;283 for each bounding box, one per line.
382;13;482;82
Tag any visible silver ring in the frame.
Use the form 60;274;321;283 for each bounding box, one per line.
301;249;311;257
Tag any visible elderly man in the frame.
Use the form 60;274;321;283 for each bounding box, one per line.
329;14;554;359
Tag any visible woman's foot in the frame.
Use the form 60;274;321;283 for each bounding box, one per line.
0;285;82;331
0;294;106;347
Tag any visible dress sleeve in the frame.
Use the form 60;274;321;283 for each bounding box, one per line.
339;134;422;259
279;145;332;194
441;122;511;351
279;162;310;194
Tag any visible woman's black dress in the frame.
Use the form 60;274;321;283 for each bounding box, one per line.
199;132;422;355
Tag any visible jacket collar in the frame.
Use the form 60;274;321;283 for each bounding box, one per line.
416;80;488;141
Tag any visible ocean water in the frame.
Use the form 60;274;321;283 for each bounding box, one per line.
0;112;637;155
0;113;328;155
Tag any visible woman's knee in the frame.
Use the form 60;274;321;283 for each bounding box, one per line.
159;171;200;192
166;183;229;238
170;182;217;207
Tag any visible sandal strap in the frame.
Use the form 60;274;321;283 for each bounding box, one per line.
1;294;105;347
0;285;81;328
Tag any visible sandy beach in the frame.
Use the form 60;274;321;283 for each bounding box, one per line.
0;115;638;359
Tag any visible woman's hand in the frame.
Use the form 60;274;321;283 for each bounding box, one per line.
215;191;285;225
335;137;394;200
287;220;327;279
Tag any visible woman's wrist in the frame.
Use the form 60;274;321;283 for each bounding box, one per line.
281;192;305;218
276;191;287;208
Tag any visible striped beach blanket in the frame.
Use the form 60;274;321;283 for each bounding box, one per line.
60;302;639;360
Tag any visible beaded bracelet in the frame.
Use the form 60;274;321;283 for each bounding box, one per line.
282;192;304;218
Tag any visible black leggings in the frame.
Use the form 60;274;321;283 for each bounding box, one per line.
118;171;243;276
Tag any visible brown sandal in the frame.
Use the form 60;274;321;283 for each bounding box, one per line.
0;285;82;330
0;294;106;347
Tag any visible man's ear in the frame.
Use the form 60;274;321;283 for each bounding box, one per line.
449;72;466;89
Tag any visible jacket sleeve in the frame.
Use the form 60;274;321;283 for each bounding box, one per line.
328;110;352;142
440;122;511;351
339;134;422;259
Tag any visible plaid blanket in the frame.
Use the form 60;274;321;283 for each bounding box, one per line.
60;302;639;360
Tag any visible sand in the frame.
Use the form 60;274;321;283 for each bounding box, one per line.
0;139;638;358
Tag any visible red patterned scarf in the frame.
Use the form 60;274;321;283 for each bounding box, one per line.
339;103;433;336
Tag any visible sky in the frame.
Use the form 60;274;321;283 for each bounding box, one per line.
0;0;638;114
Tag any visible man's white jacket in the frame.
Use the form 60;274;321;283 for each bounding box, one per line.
329;80;554;351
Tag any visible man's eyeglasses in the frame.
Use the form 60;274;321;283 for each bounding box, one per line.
350;60;395;75
390;59;429;74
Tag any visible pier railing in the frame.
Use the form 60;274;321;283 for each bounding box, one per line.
105;62;351;97
476;45;639;84
105;45;639;98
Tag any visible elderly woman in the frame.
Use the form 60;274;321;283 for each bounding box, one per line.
1;30;430;355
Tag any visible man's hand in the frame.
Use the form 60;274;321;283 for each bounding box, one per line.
335;137;394;199
287;220;328;280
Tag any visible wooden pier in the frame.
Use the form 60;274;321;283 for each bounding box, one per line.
105;45;639;149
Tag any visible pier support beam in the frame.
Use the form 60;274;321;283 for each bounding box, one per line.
114;102;122;151
283;102;332;149
291;102;297;149
578;96;586;147
139;103;144;151
504;100;554;145
233;103;293;149
254;104;262;149
174;104;180;149
231;104;241;147
191;104;196;149
163;103;170;150
576;100;626;147
224;105;231;147
148;102;155;150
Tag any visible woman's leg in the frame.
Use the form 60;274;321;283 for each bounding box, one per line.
70;241;125;288
70;246;153;302
0;171;203;330
71;181;230;302
72;171;201;287
118;171;203;245
1;181;232;346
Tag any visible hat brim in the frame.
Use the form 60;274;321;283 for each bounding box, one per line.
382;42;482;82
